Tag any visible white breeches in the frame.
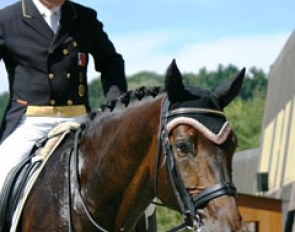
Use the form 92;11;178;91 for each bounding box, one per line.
0;115;88;191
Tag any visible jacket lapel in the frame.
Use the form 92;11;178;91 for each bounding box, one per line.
21;0;54;40
49;1;78;53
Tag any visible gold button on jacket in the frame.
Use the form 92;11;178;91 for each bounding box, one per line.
49;73;54;80
78;85;85;97
50;99;56;105
67;100;74;106
66;73;71;79
63;49;69;55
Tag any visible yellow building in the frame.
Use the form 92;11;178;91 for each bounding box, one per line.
233;30;295;232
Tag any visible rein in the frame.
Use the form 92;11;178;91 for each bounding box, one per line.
154;97;237;232
67;125;109;232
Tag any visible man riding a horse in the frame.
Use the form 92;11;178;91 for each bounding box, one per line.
0;1;246;231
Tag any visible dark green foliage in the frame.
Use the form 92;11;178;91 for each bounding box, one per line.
88;77;104;110
156;206;186;231
127;71;163;90
0;92;9;122
239;67;268;100
225;96;265;151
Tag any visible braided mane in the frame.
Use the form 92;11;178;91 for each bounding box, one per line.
101;86;163;112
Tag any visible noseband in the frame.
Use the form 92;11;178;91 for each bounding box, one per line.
154;98;237;232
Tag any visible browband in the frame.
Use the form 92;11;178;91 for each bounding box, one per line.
166;117;232;144
166;107;225;118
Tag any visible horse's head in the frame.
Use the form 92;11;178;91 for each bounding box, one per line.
157;60;245;231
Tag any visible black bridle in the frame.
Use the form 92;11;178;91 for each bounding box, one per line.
68;96;237;232
154;97;237;232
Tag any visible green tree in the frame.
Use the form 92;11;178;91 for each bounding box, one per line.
88;77;104;109
0;92;9;122
239;67;267;100
225;94;265;151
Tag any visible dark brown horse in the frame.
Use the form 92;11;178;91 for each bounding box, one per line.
20;60;245;231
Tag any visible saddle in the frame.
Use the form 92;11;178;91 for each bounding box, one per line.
0;122;81;232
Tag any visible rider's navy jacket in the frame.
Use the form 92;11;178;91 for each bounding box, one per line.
0;0;127;143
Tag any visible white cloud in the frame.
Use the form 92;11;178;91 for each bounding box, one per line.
0;32;290;94
175;33;289;73
115;32;289;75
114;31;175;75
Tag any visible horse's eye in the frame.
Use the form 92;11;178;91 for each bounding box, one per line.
175;141;192;156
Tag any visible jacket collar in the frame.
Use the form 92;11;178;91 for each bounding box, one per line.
21;0;54;39
22;0;77;20
21;0;78;51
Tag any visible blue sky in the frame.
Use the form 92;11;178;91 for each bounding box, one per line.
0;0;294;93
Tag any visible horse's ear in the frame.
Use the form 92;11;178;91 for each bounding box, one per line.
165;59;185;102
213;68;246;108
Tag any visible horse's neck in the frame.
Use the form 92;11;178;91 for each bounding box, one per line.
79;96;163;230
